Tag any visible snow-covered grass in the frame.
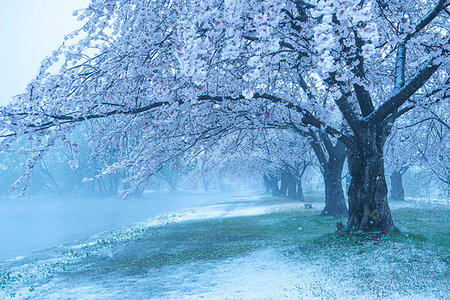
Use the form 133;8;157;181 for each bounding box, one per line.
0;195;448;299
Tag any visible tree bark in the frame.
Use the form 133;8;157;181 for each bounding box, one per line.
321;160;348;217
310;133;348;218
347;124;394;233
390;171;405;201
286;172;297;200
297;179;304;202
265;174;280;196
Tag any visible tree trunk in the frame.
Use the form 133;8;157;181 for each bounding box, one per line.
347;125;394;233
310;133;348;218
263;175;271;193
297;179;304;202
166;177;178;191
286;172;297;200
265;174;280;196
203;175;212;192
390;171;405;201
108;175;119;195
345;173;351;194
280;172;288;196
321;161;348;217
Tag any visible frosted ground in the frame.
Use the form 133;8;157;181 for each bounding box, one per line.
0;191;245;261
1;192;448;299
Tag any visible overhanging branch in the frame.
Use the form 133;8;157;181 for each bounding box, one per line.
199;93;355;147
370;58;441;122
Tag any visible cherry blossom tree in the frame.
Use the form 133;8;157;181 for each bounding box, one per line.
384;125;419;201
309;131;348;217
0;0;448;233
258;130;315;201
413;106;450;192
187;128;315;199
385;98;450;200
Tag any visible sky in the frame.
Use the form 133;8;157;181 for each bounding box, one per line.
0;0;90;106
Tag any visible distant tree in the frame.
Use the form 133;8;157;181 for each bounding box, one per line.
0;0;448;233
414;109;450;193
263;130;315;202
385;127;417;201
0;148;24;195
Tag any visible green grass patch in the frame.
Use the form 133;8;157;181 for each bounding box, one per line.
2;205;448;298
70;210;340;277
392;209;449;247
62;207;449;278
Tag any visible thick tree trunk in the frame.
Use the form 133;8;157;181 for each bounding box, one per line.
286;172;297;200
321;162;348;217
390;171;405;201
265;174;280;196
347;125;394;233
310;133;348;218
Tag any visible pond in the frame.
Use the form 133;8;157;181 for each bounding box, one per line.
0;191;245;262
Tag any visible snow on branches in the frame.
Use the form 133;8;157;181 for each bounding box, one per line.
0;0;448;196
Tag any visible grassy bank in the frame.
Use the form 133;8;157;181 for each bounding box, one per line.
1;202;449;298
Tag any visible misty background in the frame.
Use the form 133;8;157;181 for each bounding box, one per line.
0;1;447;263
0;0;90;106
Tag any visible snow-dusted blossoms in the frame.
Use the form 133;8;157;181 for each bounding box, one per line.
312;0;380;80
0;0;447;196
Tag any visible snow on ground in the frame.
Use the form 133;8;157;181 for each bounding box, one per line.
70;195;314;249
1;194;313;299
9;246;447;299
1;194;448;299
398;196;450;209
30;249;356;299
154;249;358;299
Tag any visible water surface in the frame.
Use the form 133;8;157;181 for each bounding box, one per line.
0;191;248;261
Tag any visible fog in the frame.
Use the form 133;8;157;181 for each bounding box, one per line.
0;133;447;262
0;0;90;106
0;133;271;261
0;191;256;261
0;128;447;300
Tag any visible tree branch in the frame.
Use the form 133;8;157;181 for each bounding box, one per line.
404;0;449;43
1;101;170;138
319;130;335;157
309;130;327;171
352;31;375;117
370;58;441;122
198;93;355;147
393;42;407;92
333;91;362;136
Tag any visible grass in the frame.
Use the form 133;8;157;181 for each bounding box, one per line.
63;210;331;278
392;209;449;247
1;205;449;298
38;208;450;279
